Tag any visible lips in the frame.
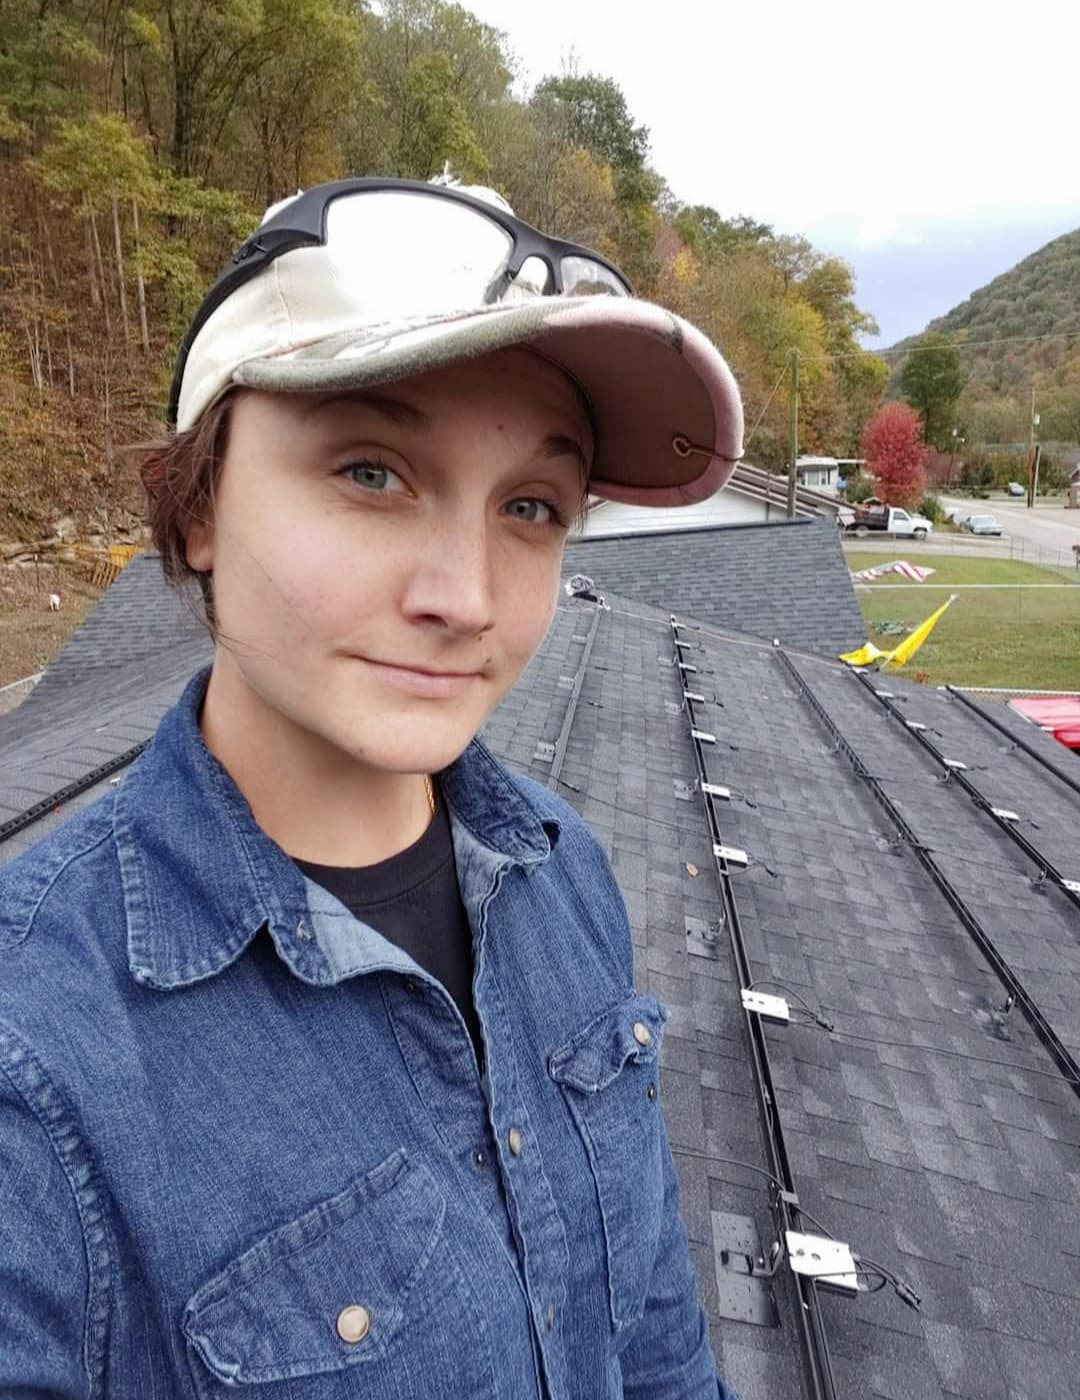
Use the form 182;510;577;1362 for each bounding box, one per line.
363;659;482;679
353;655;485;699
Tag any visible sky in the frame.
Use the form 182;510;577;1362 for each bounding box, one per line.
464;0;1080;347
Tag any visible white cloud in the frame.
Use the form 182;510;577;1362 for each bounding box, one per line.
467;0;1080;241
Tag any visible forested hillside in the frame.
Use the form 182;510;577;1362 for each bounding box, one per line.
0;0;888;544
897;229;1080;449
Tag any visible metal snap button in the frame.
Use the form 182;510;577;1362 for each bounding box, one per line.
633;1021;652;1046
508;1127;523;1156
646;1083;657;1100
472;1148;487;1168
403;979;418;994
336;1305;370;1344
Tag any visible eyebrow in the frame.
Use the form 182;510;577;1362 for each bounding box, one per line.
539;433;588;475
304;390;588;474
301;390;432;428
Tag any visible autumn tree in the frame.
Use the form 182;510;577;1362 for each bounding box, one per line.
900;332;964;449
862;402;927;507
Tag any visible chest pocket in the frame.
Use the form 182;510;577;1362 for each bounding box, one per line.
548;991;669;1331
182;1149;489;1398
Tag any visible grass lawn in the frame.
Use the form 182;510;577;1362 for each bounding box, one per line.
847;553;1080;690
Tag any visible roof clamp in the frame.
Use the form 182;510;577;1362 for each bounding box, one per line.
701;781;732;800
673;778;694;802
691;728;717;744
874;689;895;699
905;720;927;731
1063;879;1080;895
533;741;556;764
683;690;706;704
557;675;575;690
678;661;699;674
741;989;791;1024
991;807;1021;822
943;758;968;771
665;700;683;717
785;1232;859;1295
714;843;749;867
685;914;724;959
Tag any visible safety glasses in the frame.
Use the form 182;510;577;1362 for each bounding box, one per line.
168;177;634;426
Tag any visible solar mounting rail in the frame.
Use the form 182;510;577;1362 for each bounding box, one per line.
0;741;149;848
851;671;1080;915
944;685;1080;802
777;648;1080;1104
545;603;602;792
671;617;839;1400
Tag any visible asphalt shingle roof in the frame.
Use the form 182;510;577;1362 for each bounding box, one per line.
564;514;866;658
3;551;1080;1400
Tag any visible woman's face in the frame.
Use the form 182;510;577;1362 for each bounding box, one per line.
185;346;592;776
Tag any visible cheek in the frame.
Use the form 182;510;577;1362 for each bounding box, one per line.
496;549;561;658
211;501;388;632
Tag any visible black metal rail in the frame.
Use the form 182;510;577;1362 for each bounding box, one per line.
852;672;1080;915
778;650;1080;1101
674;619;838;1400
945;685;1080;801
546;604;601;792
0;742;148;847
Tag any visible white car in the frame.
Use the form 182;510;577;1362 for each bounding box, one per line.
962;514;1003;536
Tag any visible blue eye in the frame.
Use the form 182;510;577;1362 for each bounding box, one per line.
506;498;563;526
343;459;403;492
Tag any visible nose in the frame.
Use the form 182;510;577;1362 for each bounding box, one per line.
400;514;496;639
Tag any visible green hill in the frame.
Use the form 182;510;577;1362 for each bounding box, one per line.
890;229;1080;449
922;228;1080;387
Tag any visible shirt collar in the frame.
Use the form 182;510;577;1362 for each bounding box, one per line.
114;665;558;991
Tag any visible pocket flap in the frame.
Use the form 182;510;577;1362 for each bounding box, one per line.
182;1149;444;1386
548;992;668;1093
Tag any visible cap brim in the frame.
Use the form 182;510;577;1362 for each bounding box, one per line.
232;297;743;506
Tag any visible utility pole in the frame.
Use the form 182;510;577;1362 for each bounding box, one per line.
787;348;799;519
1027;386;1040;508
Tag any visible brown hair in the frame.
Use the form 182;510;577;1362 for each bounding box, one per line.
138;396;234;633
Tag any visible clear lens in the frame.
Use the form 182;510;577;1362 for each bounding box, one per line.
512;255;553;296
323;190;514;319
560;256;629;297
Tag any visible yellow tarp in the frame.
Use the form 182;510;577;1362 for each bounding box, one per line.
840;595;957;670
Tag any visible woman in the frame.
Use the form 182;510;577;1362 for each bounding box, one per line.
0;178;743;1398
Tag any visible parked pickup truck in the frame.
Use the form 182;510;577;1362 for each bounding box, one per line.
841;503;933;540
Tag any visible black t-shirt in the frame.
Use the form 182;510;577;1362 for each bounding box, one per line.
293;788;484;1067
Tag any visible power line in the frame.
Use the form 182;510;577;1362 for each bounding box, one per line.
807;326;1080;365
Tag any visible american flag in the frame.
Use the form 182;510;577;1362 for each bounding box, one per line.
850;560;936;583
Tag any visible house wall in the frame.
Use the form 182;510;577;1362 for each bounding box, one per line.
580;486;769;537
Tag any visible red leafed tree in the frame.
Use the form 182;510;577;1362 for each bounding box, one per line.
861;402;927;507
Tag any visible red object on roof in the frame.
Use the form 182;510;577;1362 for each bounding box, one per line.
1008;695;1080;751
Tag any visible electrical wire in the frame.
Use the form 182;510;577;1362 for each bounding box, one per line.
802;326;1080;365
743;361;793;448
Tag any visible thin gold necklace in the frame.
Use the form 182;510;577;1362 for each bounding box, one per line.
424;774;435;816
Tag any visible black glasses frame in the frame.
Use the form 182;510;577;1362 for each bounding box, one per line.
167;176;634;426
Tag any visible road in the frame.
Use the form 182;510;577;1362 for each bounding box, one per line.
940;495;1080;568
840;496;1080;568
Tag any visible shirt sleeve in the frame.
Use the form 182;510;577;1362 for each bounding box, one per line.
616;1118;739;1400
0;1054;95;1398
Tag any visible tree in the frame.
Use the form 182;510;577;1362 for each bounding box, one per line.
862;402;927;508
671;204;772;260
531;73;648;174
899;332;964;449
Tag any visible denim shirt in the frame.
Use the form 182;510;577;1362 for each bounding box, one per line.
0;667;735;1400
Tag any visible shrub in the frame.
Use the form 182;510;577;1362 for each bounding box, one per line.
918;494;944;522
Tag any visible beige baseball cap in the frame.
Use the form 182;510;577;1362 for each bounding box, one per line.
170;178;745;506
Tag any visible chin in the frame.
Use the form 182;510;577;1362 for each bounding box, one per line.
322;710;484;776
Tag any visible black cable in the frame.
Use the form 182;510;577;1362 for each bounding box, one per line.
747;979;835;1031
824;1023;1080;1089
